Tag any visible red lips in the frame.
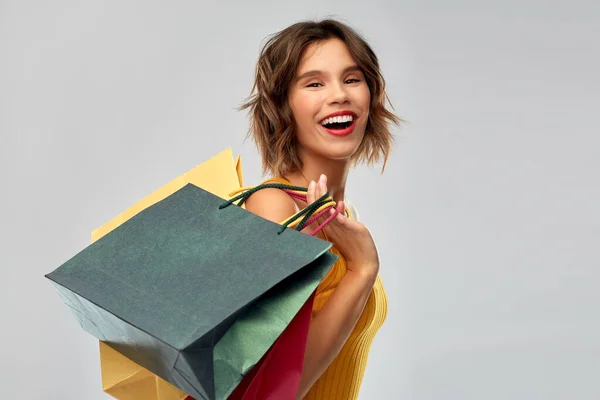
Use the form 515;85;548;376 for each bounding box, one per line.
319;110;358;137
320;121;356;137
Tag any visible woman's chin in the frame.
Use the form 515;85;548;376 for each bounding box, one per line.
319;144;361;162
299;134;363;163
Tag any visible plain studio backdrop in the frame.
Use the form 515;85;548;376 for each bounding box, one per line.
1;1;598;399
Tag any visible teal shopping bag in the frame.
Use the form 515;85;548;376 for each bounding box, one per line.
45;182;337;400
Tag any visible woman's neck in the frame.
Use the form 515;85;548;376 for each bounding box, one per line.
282;158;350;203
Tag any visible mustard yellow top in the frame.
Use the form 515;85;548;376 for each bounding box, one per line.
265;177;389;399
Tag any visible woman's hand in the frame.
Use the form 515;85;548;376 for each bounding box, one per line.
305;174;380;277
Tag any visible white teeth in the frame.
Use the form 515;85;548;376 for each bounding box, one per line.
320;115;354;125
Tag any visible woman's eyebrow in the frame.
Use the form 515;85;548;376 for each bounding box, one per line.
295;65;362;81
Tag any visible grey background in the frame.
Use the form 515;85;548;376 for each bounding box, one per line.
1;1;598;399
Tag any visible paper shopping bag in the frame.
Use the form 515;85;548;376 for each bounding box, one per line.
94;148;244;400
45;148;338;400
100;341;191;400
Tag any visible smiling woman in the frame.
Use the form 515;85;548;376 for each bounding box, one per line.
239;19;402;400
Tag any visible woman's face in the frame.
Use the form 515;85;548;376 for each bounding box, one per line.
287;38;371;163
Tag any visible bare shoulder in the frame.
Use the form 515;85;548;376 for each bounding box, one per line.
244;187;297;224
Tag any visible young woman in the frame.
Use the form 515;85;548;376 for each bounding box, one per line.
240;19;401;400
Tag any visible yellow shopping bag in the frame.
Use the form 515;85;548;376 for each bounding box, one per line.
92;148;244;400
100;342;190;400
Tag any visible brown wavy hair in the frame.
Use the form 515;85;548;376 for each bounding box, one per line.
239;18;403;177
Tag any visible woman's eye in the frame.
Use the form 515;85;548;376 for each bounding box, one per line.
306;82;322;88
345;78;361;84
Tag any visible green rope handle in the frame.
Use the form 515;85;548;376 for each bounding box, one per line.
219;183;305;208
219;183;333;234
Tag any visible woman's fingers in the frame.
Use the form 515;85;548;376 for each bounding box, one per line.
307;180;315;204
319;174;327;198
335;200;346;224
327;201;346;225
306;175;343;233
307;175;329;203
337;200;345;214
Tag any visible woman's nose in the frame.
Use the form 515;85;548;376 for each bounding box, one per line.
327;83;350;105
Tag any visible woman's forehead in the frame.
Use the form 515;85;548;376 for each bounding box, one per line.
296;38;358;76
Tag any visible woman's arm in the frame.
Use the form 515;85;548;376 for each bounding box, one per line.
244;189;378;399
295;265;377;399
